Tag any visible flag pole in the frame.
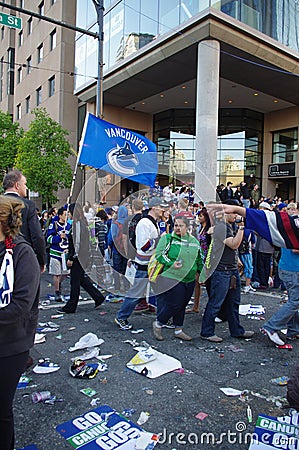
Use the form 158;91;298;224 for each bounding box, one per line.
67;113;90;205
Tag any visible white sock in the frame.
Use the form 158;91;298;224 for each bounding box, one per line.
174;329;183;335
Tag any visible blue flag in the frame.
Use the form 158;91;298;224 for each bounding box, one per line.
78;113;158;187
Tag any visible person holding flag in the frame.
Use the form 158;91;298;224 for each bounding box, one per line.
206;202;299;249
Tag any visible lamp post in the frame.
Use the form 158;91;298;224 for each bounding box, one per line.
91;0;104;202
91;0;104;119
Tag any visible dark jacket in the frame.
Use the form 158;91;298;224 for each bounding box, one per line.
4;193;46;266
221;187;234;201
0;236;40;357
68;220;90;269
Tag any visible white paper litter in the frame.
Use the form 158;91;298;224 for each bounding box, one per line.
220;387;243;396
127;347;182;378
68;333;104;352
239;304;265;315
34;333;46;344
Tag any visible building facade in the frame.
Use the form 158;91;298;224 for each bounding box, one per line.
76;0;299;203
1;1;298;205
0;0;78;204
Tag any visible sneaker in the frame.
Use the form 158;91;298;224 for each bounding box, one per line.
134;299;149;313
201;335;223;343
174;330;192;341
247;285;256;292
236;331;254;339
152;321;164;341
215;317;223;323
161;319;175;329
114;318;132;330
261;327;285;346
243;285;256;293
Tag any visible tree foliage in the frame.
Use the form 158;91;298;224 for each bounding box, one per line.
0;110;23;177
15;108;73;206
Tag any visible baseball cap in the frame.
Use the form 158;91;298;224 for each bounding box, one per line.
148;197;168;208
259;201;271;210
278;203;288;210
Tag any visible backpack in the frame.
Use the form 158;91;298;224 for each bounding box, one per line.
239;235;250;254
110;220;125;254
128;213;143;251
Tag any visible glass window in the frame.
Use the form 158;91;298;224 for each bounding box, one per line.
16;104;21;120
50;29;56;51
7;48;15;96
49;76;55;97
140;0;158;39
123;0;140;59
37;44;43;63
27;56;32;74
180;0;208;22
107;3;124;67
36;86;42;106
158;0;180;35
272;128;298;163
27;17;32;35
26;96;30;114
38;1;44;16
17;66;22;83
18;30;23;47
154;107;263;189
51;0;56;5
76;0;88;30
19;0;24;7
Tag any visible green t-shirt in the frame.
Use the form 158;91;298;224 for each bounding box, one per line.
155;232;203;283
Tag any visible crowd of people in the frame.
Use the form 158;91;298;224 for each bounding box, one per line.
0;169;299;449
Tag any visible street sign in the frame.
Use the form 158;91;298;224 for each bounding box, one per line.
0;12;22;30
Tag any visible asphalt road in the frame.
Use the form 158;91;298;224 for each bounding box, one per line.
14;271;297;450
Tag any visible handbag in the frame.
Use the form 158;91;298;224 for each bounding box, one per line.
148;253;164;283
147;235;173;283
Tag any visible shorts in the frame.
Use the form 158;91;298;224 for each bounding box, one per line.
240;253;253;279
49;257;69;276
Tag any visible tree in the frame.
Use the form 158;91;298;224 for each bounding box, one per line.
15;108;73;206
0;110;23;177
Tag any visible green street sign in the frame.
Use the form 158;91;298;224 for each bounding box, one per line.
0;12;22;30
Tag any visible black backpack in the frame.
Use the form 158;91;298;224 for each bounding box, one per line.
128;213;143;250
239;234;250;254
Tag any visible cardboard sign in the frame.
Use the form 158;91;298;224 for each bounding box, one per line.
249;414;299;449
56;405;158;449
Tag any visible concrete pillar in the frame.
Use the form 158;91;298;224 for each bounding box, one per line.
195;40;220;203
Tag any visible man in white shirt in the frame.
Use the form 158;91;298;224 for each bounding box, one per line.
114;197;167;330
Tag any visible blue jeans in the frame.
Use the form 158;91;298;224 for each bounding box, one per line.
263;269;299;338
201;269;245;337
240;253;253;279
117;268;154;320
156;278;195;327
112;251;129;292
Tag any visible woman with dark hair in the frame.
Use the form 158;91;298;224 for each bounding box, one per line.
187;207;211;313
0;195;40;450
57;203;104;314
152;214;203;341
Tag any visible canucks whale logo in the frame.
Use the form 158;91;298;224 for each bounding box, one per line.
107;142;138;176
